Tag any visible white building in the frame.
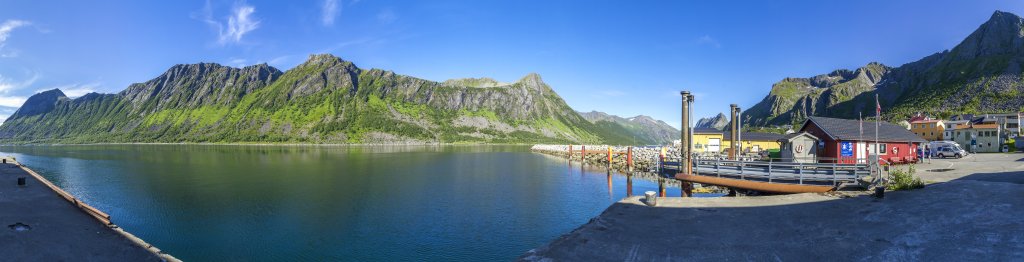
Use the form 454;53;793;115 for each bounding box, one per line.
943;120;969;141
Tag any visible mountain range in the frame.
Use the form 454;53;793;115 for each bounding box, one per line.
578;111;679;144
0;54;671;144
743;10;1024;126
695;112;729;130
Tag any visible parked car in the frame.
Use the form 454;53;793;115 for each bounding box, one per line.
936;146;965;158
929;141;967;156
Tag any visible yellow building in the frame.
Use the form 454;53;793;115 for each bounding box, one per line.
693;128;726;153
910;119;945;141
691;128;783;154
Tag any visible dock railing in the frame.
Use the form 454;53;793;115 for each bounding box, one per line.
661;154;873;187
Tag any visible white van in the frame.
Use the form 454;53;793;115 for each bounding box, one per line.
928;141;966;156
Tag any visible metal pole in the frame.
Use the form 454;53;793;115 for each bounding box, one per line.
687;93;695;176
730;104;738;160
737;107;742;159
681;91;690;174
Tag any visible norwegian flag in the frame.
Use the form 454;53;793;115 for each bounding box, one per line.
876;94;881;116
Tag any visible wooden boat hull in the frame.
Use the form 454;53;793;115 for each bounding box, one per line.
675;173;835;194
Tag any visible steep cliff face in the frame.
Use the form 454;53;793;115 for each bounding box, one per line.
0;54;623;144
695;112;728;130
745;11;1024;126
744;63;890;126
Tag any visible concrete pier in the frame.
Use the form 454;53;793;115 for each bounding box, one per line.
0;157;176;261
520;153;1024;261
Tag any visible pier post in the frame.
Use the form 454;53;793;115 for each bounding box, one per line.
581;145;586;162
626;173;633;196
659;147;666;173
568;144;572;159
627;146;633;172
607;170;613;198
658;178;666;197
607;147;612;164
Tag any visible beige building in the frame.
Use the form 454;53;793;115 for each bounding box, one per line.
952;123;1001;153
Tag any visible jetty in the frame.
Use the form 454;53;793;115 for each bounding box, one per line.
522;153;1024;261
0;157;177;261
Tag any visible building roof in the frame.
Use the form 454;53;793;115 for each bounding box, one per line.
723;131;785;142
803;116;927;143
692;127;724;134
971;116;999;124
910;119;943;124
779;132;819;142
962;123;1000;129
951;114;975;121
908;114;931;122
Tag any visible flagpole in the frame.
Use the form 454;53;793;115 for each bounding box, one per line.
876;94;881;185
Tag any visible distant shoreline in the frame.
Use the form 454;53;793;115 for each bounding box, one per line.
0;142;543;147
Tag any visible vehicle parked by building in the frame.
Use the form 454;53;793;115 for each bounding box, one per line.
935;146;966;158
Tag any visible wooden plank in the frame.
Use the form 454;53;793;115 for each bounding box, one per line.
18;164;113;225
675;173;835;193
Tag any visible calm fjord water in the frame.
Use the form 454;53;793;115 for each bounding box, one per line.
1;145;681;261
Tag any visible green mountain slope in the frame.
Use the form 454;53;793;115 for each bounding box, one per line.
0;54;650;144
578;111;679;145
745;10;1024;125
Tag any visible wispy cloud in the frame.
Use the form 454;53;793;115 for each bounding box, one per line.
227;58;248;67
322;0;340;26
196;0;260;45
696;35;721;48
266;55;291;66
0;72;39;93
0;96;26;107
0;19;31;57
377;9;397;24
37;82;101;98
0;105;18;122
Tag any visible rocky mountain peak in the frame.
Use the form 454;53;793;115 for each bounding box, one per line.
443;77;508;88
952;10;1024;60
8;89;68;119
695;112;728;130
517;73;547;91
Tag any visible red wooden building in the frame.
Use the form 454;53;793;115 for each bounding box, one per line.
797;116;927;164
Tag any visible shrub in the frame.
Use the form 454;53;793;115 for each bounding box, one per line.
888;165;925;190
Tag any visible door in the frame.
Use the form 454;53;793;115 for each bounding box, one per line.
708;138;721;153
856;142;866;163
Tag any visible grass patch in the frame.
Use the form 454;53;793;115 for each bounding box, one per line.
888;165;925;190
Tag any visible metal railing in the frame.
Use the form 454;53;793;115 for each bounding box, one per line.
659;154;873;187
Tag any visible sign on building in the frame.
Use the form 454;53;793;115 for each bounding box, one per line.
840;141;853;157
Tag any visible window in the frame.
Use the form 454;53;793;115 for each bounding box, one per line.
879;143;887;154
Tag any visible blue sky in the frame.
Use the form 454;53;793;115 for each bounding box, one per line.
1;0;1022;127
